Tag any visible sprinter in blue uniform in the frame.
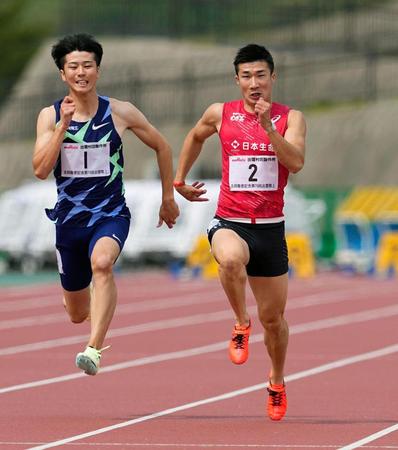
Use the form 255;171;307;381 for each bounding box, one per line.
33;33;179;375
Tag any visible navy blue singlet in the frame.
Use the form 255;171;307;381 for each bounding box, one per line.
47;95;131;227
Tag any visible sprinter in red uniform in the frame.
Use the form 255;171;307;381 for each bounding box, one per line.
174;44;306;421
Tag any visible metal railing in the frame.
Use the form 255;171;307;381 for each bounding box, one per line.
56;0;395;52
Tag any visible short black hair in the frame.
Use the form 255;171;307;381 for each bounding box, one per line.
51;33;103;70
233;44;274;75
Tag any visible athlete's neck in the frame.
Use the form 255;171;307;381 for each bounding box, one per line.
69;91;99;122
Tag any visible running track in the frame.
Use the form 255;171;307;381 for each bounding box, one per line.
1;270;398;449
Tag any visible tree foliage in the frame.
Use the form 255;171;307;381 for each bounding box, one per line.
0;0;55;105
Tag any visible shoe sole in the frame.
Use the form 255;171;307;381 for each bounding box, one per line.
76;354;98;376
229;352;248;365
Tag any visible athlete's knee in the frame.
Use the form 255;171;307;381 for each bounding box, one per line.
91;253;114;275
218;256;244;278
63;288;90;323
65;306;89;323
259;309;285;333
69;312;88;324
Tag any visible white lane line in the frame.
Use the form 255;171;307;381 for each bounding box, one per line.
2;304;398;394
26;343;398;450
8;443;398;448
2;301;398;358
1;283;394;329
8;443;397;448
0;295;57;313
0;278;216;312
0;291;224;330
338;424;398;449
0;276;217;310
0;308;242;357
0;281;219;315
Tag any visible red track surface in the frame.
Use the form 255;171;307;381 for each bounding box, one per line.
1;270;398;449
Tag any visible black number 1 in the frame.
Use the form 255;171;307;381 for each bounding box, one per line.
248;163;258;182
84;151;88;169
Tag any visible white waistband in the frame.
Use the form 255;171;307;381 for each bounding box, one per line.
221;216;284;224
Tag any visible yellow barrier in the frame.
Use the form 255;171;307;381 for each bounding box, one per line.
186;234;218;279
286;232;316;278
375;232;398;276
337;186;398;220
187;232;316;279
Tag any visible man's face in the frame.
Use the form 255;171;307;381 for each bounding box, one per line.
235;61;275;108
60;51;99;93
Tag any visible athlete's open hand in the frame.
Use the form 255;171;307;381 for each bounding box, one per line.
157;198;180;229
60;96;76;130
174;181;209;202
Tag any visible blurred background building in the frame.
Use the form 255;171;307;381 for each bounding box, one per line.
0;0;397;277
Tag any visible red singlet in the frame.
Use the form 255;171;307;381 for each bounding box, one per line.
215;99;290;221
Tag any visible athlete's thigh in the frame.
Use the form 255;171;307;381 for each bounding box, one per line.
55;225;92;292
88;216;130;264
211;228;250;266
90;236;121;268
246;222;288;277
248;273;288;316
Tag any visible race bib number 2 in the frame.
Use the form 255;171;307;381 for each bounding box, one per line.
61;142;110;177
229;155;278;191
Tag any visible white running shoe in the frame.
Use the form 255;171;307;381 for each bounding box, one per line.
75;345;110;376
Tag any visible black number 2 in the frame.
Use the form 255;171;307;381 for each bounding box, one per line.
248;163;258;182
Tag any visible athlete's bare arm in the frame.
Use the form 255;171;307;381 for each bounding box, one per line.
33;96;75;179
174;102;223;202
255;98;306;173
110;98;179;228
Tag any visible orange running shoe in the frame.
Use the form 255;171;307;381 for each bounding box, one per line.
229;320;251;365
267;381;287;421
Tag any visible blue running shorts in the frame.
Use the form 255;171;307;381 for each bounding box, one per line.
55;216;130;291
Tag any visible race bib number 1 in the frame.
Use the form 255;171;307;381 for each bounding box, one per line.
61;142;110;178
229;155;278;191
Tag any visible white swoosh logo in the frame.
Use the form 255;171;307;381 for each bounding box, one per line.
92;122;110;131
271;115;281;124
112;233;122;244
